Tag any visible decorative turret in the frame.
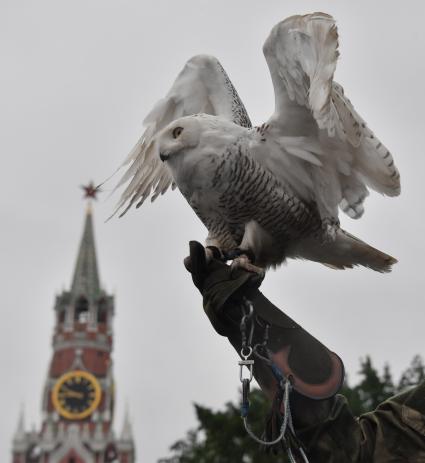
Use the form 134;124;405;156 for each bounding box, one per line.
12;408;28;461
117;407;135;462
11;183;136;463
119;407;134;442
12;408;25;444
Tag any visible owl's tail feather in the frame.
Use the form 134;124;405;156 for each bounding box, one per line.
301;229;397;273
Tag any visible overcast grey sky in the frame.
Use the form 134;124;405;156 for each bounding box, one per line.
1;1;425;462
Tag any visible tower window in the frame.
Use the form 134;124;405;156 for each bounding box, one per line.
98;298;107;323
68;458;76;463
98;310;107;323
75;296;89;323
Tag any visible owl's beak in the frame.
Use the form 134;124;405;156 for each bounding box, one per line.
159;152;169;162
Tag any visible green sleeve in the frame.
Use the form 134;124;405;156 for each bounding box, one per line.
296;381;425;462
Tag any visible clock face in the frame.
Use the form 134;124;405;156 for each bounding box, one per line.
52;370;101;420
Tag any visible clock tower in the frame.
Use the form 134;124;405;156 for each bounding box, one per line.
11;187;136;463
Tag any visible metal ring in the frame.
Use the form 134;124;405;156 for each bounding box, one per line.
240;346;253;359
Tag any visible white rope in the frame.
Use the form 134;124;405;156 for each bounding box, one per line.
242;380;310;462
238;299;310;462
243;380;290;445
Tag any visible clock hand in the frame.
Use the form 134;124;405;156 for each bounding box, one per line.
61;387;84;399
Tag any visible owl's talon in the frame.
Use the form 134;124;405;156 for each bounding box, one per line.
230;254;265;277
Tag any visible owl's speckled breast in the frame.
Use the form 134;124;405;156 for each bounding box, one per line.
185;140;324;264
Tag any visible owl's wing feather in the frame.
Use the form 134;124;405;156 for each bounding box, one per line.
112;55;251;217
261;13;400;223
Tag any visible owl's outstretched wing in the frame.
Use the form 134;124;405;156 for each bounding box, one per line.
113;55;251;217
261;12;400;223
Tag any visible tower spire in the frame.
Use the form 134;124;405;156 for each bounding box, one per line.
117;404;135;458
12;405;28;456
13;406;25;442
70;182;101;302
120;405;134;442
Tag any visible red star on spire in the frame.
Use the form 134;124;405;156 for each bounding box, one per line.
81;181;101;200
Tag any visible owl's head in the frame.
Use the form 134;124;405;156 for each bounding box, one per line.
157;116;203;163
156;114;246;190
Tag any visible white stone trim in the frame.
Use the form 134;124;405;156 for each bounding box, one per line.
49;424;95;463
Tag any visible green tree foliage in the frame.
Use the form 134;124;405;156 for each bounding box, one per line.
159;390;287;463
340;356;396;416
159;355;425;462
398;355;425;390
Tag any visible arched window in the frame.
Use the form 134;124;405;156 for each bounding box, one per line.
98;310;107;323
58;310;66;323
97;298;107;323
75;296;89;323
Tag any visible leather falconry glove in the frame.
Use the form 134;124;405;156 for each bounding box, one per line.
184;241;344;433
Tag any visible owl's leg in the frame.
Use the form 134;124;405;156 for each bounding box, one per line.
205;232;235;263
205;231;265;274
229;221;268;275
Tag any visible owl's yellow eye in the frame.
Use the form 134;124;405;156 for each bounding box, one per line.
172;126;184;139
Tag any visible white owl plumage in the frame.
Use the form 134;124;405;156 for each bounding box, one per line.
113;12;400;272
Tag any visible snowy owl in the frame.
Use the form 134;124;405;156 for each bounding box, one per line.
113;13;400;273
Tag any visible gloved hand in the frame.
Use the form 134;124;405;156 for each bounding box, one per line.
184;240;264;336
